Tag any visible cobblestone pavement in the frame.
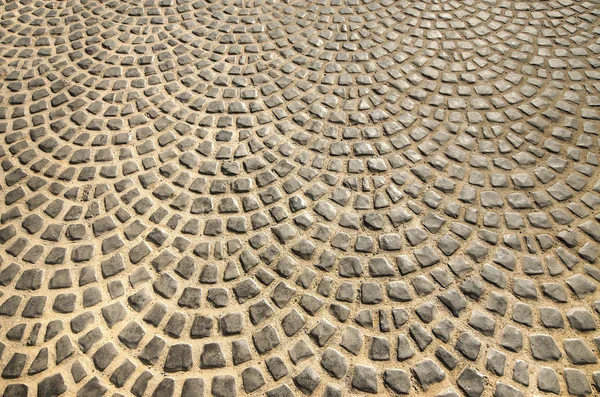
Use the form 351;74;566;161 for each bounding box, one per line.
1;0;600;396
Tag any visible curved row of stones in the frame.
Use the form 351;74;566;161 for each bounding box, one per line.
1;0;600;396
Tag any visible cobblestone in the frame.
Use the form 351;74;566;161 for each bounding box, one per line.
0;0;600;396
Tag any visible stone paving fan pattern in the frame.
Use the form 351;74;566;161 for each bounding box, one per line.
0;0;600;396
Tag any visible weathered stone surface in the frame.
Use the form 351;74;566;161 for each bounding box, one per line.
412;359;445;390
2;3;599;396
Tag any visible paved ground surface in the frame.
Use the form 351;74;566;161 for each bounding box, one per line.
1;0;600;396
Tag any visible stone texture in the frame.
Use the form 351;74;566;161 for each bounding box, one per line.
0;1;599;396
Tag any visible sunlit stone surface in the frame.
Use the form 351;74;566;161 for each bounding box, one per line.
0;0;600;396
